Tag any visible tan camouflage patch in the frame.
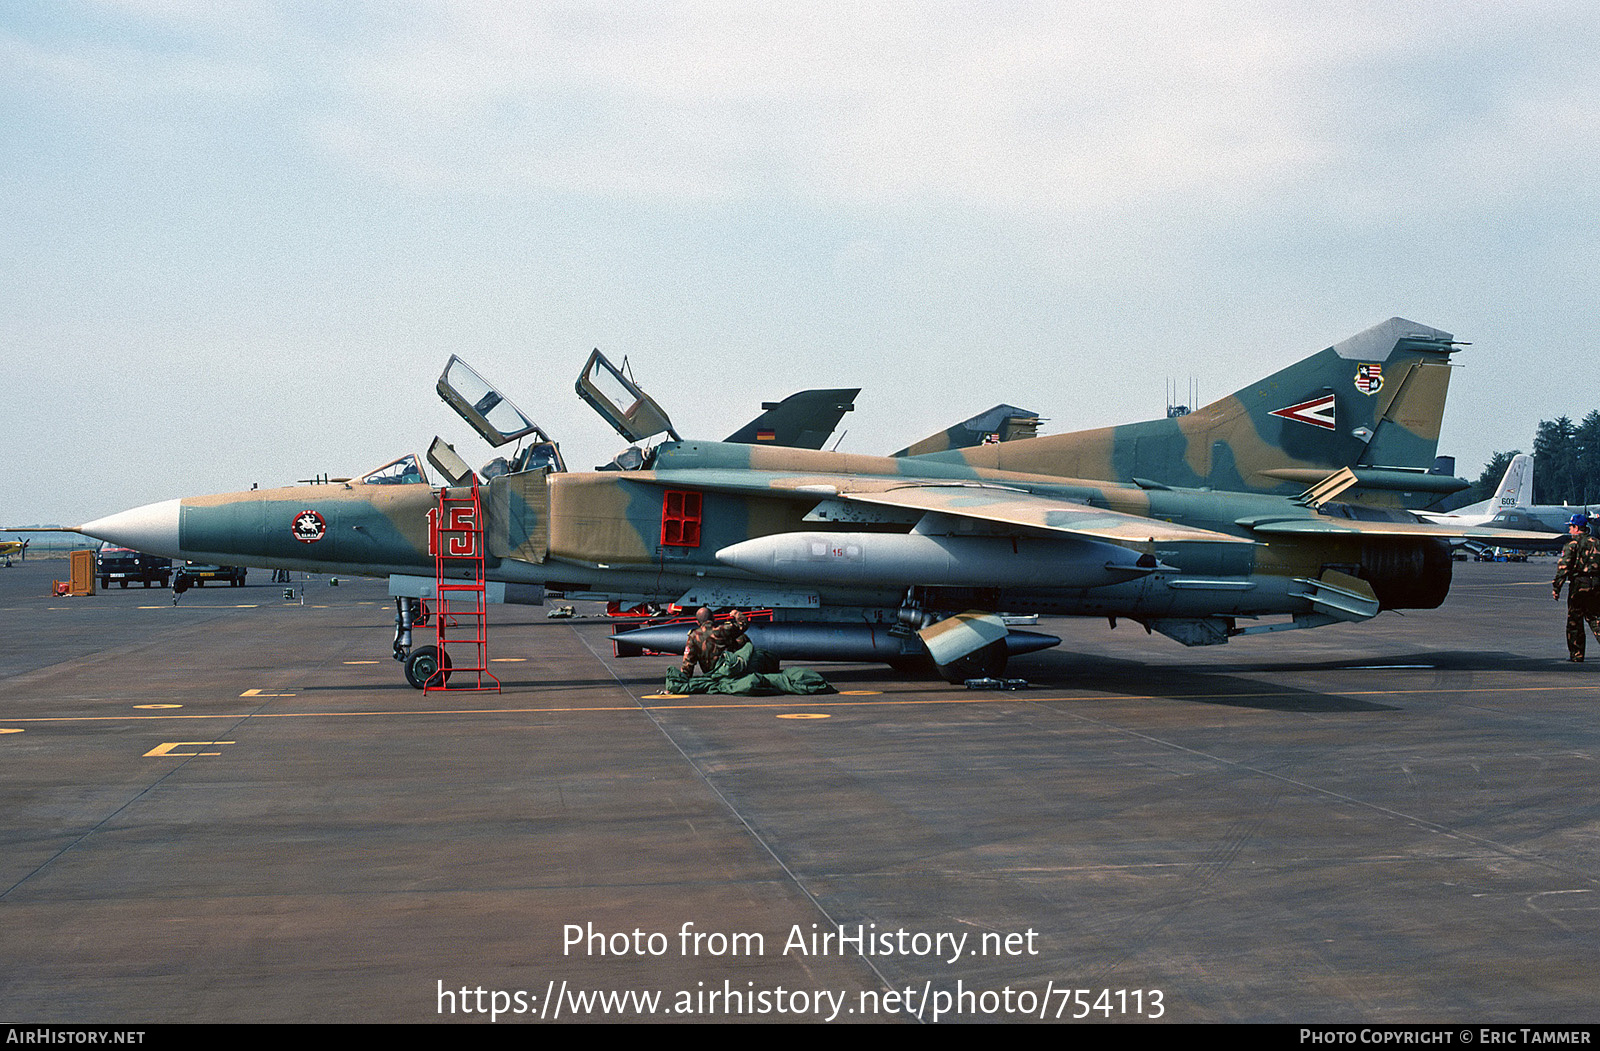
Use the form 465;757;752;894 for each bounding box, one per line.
548;474;654;565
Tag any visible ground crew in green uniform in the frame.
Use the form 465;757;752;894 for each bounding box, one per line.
1552;513;1600;663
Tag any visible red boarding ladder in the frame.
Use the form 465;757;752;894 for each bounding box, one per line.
426;484;500;693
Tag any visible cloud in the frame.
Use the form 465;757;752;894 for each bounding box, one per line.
308;1;1333;210
12;1;1600;219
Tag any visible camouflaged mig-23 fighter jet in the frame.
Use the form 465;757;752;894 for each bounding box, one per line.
73;318;1529;688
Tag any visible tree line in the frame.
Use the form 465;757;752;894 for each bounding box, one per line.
1447;410;1600;509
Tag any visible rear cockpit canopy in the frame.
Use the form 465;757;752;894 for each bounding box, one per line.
575;349;679;446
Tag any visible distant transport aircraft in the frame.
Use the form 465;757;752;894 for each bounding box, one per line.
1418;454;1586;548
1417;455;1534;530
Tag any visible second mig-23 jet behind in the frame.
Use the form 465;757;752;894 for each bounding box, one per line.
904;316;1471;509
73;322;1531;688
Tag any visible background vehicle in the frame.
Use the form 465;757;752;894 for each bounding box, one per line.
175;561;248;587
96;545;172;589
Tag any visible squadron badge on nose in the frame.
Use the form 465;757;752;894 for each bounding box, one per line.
292;509;327;543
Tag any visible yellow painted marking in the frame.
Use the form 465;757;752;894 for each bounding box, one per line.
642;693;689;700
343;661;380;665
8;681;1600;727
134;704;182;710
0;728;23;734
144;741;235;757
490;658;526;662
233;604;259;608
240;688;295;697
839;690;883;695
778;713;831;720
137;605;166;609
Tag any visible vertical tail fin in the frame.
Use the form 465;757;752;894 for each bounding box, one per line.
725;389;859;450
894;404;1041;457
1494;454;1534;510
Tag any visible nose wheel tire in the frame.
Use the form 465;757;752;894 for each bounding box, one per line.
404;645;452;690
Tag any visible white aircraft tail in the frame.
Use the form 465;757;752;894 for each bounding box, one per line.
1494;454;1533;510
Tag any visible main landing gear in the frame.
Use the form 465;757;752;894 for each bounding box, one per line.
933;639;1009;684
888;587;1012;684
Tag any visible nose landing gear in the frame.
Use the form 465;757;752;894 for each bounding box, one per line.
403;644;452;690
393;598;447;689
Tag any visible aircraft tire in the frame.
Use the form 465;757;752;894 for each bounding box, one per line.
933;639;1008;684
405;646;452;690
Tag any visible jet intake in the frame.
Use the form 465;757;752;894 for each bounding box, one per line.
715;532;1147;590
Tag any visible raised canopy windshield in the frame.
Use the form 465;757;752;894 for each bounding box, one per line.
437;355;548;448
574;349;679;444
359;454;430;486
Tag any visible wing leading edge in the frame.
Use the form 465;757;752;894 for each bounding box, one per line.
826;484;1255;546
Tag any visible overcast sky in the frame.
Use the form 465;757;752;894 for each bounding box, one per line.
5;1;1598;527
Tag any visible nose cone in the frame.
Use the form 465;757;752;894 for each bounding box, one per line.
79;499;183;558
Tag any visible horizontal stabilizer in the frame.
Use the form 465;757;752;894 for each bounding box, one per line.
1239;515;1563;547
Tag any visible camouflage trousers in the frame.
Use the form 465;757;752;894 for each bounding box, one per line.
1566;589;1600;659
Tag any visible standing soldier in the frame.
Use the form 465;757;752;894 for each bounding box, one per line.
1552;514;1600;662
680;607;721;676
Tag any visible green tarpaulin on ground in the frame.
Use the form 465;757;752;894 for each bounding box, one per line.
664;642;835;696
